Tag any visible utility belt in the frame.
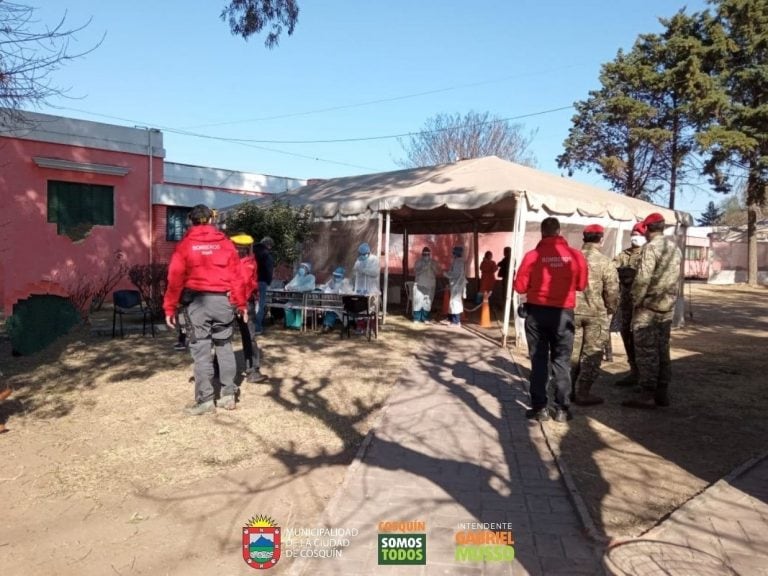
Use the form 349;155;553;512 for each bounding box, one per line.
179;288;232;344
180;288;228;306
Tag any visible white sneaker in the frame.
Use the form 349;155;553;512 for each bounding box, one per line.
186;400;215;415
218;395;236;410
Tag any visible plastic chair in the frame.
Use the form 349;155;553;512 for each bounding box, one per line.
340;295;377;341
112;289;155;338
404;281;415;316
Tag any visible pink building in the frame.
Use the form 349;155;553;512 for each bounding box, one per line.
684;226;714;280
0;111;305;317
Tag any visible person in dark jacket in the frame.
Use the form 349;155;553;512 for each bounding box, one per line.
514;217;588;423
496;246;512;306
163;204;247;415
253;237;275;334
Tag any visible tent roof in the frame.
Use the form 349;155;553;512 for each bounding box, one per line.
248;156;692;228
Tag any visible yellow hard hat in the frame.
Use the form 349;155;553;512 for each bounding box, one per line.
230;233;255;246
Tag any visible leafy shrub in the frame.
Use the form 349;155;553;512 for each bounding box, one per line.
128;263;168;319
224;198;313;266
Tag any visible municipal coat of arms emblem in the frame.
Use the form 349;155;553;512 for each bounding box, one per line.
242;515;281;570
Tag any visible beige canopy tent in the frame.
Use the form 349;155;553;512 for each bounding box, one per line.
235;156;691;346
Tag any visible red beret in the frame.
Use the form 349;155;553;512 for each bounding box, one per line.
643;212;665;225
632;222;647;235
583;224;604;234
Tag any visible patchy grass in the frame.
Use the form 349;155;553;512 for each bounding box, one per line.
537;283;768;538
0;313;422;499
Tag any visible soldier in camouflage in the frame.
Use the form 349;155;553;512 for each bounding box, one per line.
612;222;648;386
571;224;619;406
623;212;682;409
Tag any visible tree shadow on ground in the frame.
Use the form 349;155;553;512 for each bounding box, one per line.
151;326;602;574
543;284;768;540
0;324;189;422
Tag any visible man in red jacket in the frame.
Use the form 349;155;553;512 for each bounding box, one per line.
164;204;247;415
514;217;588;423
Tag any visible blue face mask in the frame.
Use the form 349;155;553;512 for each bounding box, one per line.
359;253;370;261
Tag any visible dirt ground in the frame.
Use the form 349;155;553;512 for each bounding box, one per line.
538;283;768;539
0;312;422;576
1;284;765;574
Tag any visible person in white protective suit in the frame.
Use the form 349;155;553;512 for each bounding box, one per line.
353;242;380;295
322;266;353;294
321;266;353;333
285;262;316;292
444;245;467;326
412;247;441;323
284;262;316;329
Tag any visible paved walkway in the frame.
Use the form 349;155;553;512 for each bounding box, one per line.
287;322;768;576
289;325;603;576
612;453;768;576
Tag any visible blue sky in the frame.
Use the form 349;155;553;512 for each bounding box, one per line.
34;0;719;218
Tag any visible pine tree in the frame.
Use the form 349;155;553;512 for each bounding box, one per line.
697;0;768;285
696;201;724;225
558;10;710;208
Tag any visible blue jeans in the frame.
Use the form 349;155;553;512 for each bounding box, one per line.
324;311;339;327
255;281;268;332
524;304;575;411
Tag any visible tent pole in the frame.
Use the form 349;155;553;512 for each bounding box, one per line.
473;226;480;297
502;195;526;348
403;228;409;282
383;211;391;324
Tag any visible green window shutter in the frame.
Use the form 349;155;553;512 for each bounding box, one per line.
88;184;114;225
47;182;61;223
47;180;115;240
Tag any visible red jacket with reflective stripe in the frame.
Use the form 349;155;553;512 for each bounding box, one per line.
513;236;588;309
163;225;246;316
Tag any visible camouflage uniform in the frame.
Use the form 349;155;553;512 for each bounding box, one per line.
571;243;619;402
614;246;644;378
630;234;682;405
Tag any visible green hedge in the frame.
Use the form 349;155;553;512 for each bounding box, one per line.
7;295;80;356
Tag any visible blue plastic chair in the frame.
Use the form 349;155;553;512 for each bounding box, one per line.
112;290;154;338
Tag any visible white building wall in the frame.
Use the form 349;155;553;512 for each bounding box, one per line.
163;162;305;194
0;110;165;157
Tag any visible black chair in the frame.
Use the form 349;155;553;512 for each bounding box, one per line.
112;289;155;338
340;295;377;341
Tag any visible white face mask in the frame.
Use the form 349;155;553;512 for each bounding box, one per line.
630;236;647;247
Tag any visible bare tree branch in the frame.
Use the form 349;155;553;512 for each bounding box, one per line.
396;111;538;168
0;2;102;122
